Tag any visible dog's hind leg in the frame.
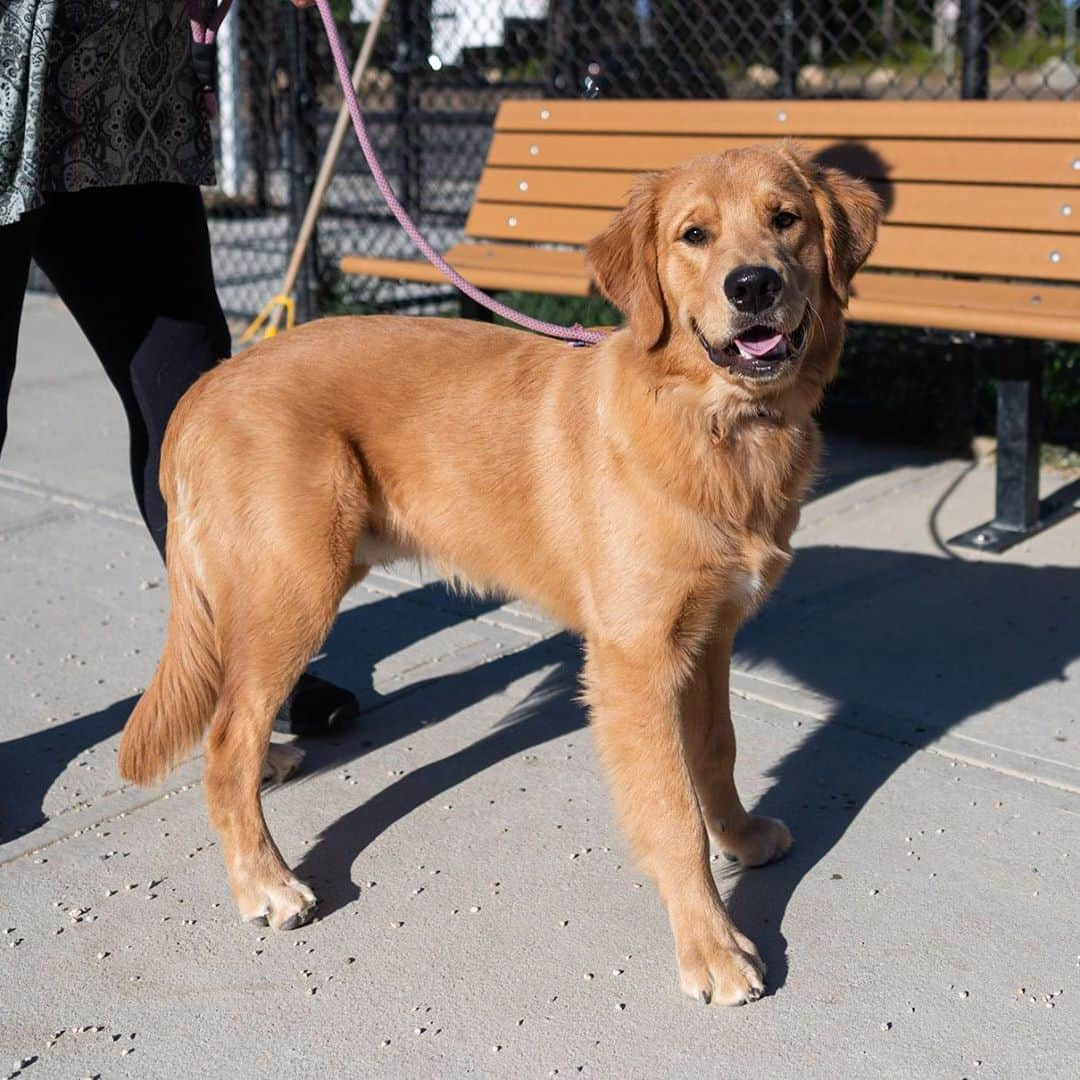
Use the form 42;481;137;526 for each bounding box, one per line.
682;627;792;868
204;557;355;928
201;450;366;930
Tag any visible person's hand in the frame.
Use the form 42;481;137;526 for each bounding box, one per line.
290;0;316;7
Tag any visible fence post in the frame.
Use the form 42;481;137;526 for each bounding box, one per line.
546;0;574;95
778;0;797;97
393;0;428;218
960;0;989;99
243;2;270;213
285;6;319;321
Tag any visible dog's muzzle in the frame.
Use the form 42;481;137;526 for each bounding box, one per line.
694;309;809;380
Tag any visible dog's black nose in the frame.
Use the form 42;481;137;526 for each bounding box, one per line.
723;266;782;314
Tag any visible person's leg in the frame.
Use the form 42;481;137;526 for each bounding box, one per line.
30;184;356;733
0;214;36;455
30;183;229;556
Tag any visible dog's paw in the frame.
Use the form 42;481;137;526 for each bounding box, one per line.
262;743;306;786
675;919;766;1006
711;814;792;868
238;876;317;931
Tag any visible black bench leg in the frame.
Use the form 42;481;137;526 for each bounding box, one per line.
950;341;1079;552
993;344;1041;533
460;294;495;322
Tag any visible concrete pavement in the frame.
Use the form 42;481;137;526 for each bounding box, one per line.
1;295;1078;1079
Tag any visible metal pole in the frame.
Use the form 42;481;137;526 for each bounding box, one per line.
1067;0;1078;78
960;0;989;99
993;344;1042;532
393;2;416;217
244;1;270;213
546;0;573;94
285;6;318;321
779;0;797;98
217;6;242;198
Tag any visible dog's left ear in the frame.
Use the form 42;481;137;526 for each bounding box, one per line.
586;174;666;349
788;150;882;306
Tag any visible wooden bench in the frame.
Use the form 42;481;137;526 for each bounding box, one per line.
341;99;1080;551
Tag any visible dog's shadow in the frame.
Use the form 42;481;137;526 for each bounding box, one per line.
0;437;923;846
0;697;138;844
294;639;583;916
722;545;1079;993
299;539;1078;990
3;453;1076;1004
0;581;545;846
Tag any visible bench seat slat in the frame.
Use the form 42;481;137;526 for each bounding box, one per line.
474;169;1080;235
440;242;587;275
488;133;1080;186
495;100;1080;142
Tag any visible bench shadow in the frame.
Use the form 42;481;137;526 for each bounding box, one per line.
723;544;1079;994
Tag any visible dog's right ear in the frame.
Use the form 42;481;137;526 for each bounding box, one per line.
586;174;666;349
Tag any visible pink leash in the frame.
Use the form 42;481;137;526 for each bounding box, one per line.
312;0;604;344
192;0;604;345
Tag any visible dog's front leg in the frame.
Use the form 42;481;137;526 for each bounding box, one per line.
682;626;793;868
584;640;765;1006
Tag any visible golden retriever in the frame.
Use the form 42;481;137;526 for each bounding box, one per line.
119;144;880;1006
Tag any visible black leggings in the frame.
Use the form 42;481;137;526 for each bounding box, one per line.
1;183;230;558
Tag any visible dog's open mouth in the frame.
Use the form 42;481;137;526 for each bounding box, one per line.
695;314;808;379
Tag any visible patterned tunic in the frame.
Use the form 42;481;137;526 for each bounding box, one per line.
0;0;215;225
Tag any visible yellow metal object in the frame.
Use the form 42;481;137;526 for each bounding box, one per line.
239;294;295;343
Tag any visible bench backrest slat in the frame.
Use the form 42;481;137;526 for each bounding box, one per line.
466;203;1079;282
494;100;1080;142
474;169;1080;235
486;134;1080;186
463;99;1080;286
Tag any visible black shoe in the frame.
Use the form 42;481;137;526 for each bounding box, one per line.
273;672;359;735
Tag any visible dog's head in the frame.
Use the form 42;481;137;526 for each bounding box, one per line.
586;145;881;395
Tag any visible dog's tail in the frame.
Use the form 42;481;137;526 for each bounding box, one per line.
118;536;221;787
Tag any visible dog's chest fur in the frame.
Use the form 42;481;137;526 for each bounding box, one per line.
698;410;817;618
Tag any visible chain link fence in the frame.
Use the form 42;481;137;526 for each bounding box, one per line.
205;0;1078;321
192;2;1080;448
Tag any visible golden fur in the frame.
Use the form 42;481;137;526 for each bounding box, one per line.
119;144;880;1005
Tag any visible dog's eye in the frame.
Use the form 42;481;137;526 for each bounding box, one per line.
681;226;708;246
773;211;798;231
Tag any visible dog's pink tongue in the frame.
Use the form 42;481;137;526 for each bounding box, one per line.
735;333;784;359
